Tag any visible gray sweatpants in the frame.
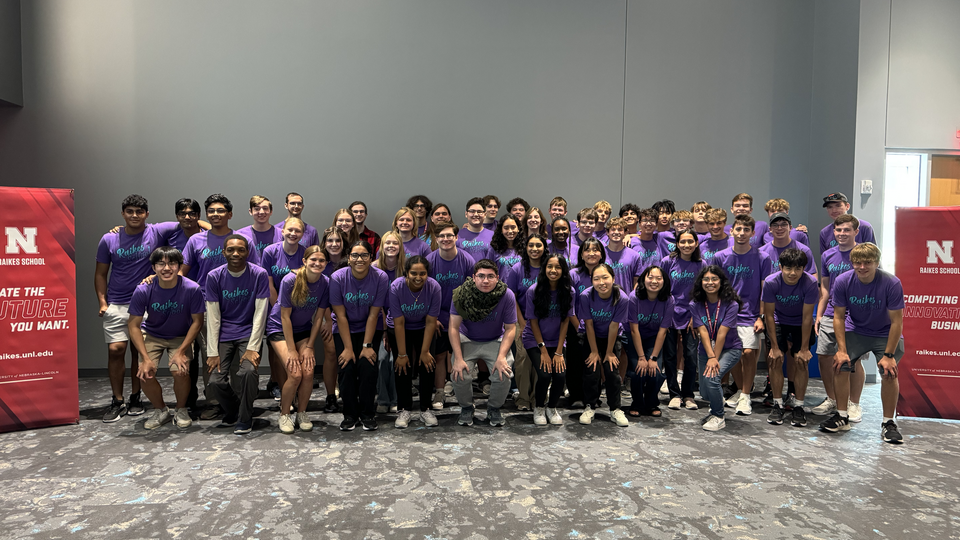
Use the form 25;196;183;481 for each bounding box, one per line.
209;339;260;426
450;336;515;409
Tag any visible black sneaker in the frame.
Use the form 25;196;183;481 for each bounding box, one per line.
126;392;145;416
103;397;126;423
339;416;358;431
361;417;378;431
767;404;784;425
881;420;903;444
791;407;807;427
819;412;851;432
217;415;238;428
270;384;281;402
324;395;340;413
233;422;252;435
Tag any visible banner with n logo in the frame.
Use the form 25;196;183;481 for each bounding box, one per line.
0;187;78;431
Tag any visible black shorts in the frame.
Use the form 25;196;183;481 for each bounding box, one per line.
774;324;816;355
267;330;312;343
432;331;451;355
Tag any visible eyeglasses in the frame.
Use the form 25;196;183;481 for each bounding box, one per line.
177;211;198;219
437;233;456;239
467;210;484;215
474;273;497;281
124;209;146;216
702;277;721;283
287;202;304;207
153;261;179;269
413;203;427;209
349;253;371;260
770;222;790;229
207;208;228;215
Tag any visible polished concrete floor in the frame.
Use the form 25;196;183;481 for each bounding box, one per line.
0;375;958;539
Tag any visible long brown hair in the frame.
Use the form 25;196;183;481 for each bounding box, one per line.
291;245;324;307
330;208;359;246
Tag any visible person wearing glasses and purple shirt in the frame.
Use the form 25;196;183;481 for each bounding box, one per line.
458;198;495;259
275;192;320;248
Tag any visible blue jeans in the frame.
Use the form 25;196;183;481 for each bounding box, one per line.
625;338;664;413
698;348;743;417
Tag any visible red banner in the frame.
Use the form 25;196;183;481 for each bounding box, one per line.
0;187;79;431
896;207;960;419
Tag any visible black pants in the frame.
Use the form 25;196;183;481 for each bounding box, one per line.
565;332;586;403
526;345;566;408
663;327;698;399
335;330;383;421
387;328;432;412
625;339;663;413
583;336;622;410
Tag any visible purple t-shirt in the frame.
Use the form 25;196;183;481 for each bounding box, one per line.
570;268;592;296
577;288;628;338
388;277;442;331
482;219;498;231
656;231;677;255
761;272;819;326
833;270;904;338
628;237;664;273
691;299;743;353
206;263;271;342
659;256;706;328
714;247;774;324
819;218;876;256
260;242;305;289
484;247;521;277
547;241;576;267
506;262;541;314
274;220;320;248
96;222;180;305
329;266;390;334
401;237;432;259
821;246;853;318
183;230;262;299
759;240;817;275
522;284;576;349
266;271;330;335
426;249;476;328
458;228;494;259
450;288;518;342
627;292;675;338
762;228;809;246
725;221;770;247
237;225;283;256
129;276;205;340
605;246;641;291
700;236;733;264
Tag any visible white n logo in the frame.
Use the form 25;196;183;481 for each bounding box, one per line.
926;240;955;264
4;227;39;254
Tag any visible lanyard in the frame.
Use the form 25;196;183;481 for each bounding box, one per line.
704;300;722;341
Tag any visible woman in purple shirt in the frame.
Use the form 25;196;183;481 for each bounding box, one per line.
266;246;330;434
261;218;305;305
330;241;391;431
566;237;606;407
319;226;348;413
373;231;406;283
423;203;452;248
659;229;706;411
321;227;348;278
485;215;522;277
578;263;630;427
524;254;577;426
393;207;432;259
387;256;441;429
548;217;574;266
523;207;547;239
691;265;744;431
331;208;360;247
508;233;548;411
627;265;674;417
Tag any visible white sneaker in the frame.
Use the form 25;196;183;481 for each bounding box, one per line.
725;390;742;408
420;410;438;427
611;409;629;427
443;381;454;396
432;389;444;410
144;407;171;430
395;410;411;429
547;407;563;425
668;397;682;410
279;413;295;434
812;397;837;415
174;407;192;428
735;393;753;416
847;401;863;423
296;412;313;432
579;406;595;425
621;389;632;399
684;398;699;410
533;407;547;426
481;381;491;396
702;415;726;431
660;381;668;394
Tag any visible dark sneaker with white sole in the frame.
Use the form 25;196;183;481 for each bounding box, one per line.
791;407;807;427
103;397;126;423
767;404;785;425
126;393;145;416
881;420;903;444
819;412;851;432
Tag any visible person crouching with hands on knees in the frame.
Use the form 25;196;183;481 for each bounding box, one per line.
127;246;205;429
448;259;518;427
818;243;906;444
691;265;744;432
205;235;271;435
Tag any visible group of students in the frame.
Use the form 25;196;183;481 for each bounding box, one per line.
95;189;906;443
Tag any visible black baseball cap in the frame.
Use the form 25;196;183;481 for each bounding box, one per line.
769;212;791;225
822;192;849;207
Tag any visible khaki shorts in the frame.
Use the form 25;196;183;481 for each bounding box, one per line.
103;304;131;343
142;332;193;372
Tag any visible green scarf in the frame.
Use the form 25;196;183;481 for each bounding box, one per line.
452;278;507;322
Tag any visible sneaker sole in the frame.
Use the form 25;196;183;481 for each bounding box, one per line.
362;425;378;431
791;421;807;427
102;415;124;423
127;409;145;417
340;425;356;431
457;421;473;426
767;418;784;425
703;421;726;432
819;424;852;433
882;435;903;444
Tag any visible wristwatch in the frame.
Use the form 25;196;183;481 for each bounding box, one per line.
882;352;895;359
538;342;546;349
362;343;374;349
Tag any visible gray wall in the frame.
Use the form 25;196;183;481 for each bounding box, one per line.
0;0;22;106
0;0;866;369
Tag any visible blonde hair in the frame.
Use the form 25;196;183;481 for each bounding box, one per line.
850;243;881;264
330;209;359;245
291;245;323;307
671;210;694;223
393;207;417;233
704;208;728;223
764;198;790;213
281;217;305;238
691;201;712;213
606;217;626;230
375;231;407;276
593;200;612;213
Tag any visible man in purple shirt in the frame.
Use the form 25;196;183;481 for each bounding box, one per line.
449;259;517;427
458;198;495;258
714;214;774;416
819;192;876;257
629;208;663;272
481;195;501;231
127;246;205;430
725;193;770;248
205;235;271;434
95;194;180;423
700;208;732;264
760;198;809;245
760;213;818;278
275;192;320;248
571;208;599;255
820;243;905;444
236;195;283;257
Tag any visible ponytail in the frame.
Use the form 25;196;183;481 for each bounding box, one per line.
291;245;322;307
